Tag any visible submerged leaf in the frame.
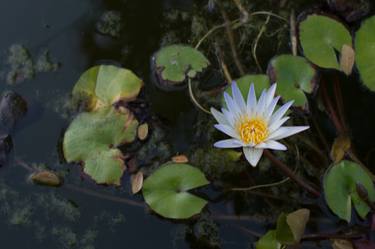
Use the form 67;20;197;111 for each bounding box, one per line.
154;45;209;84
63;108;138;185
72;65;143;110
299;15;352;70
143;163;209;219
324;160;375;222
268;55;315;108
355;15;375;91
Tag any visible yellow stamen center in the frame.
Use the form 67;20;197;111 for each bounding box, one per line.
237;118;268;144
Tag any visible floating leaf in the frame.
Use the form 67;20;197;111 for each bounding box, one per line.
355;15;375;91
154;45;209;84
299;15;352;70
137;123;149;141
63;107;138;185
72;65;143;110
268;55;316;107
171;154;189;163
332;240;353;249
30;171;61;187
226;74;270;99
143;163;209;219
330;135;351;163
131;171;144;194
285;209;310;243
256;230;280;249
324;160;375;222
340;45;355;76
275;213;295;244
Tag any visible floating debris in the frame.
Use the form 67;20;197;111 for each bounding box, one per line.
30;171;62;187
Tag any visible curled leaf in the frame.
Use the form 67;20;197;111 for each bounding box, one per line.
30;171;62;187
340;44;355;76
330;135;351;163
131;171;144;194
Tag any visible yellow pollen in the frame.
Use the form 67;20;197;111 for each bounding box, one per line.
237;118;268;144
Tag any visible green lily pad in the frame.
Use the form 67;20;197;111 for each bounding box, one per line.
324;160;375;222
256;230;280;249
355;15;375;91
275;209;310;245
154;45;209;84
299;15;352;70
225;74;270;99
142;163;209;219
268;55;316;108
63;107;138;185
72;65;143;111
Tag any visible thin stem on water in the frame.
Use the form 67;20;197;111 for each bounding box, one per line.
264;150;321;197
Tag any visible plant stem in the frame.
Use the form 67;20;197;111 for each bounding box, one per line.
264;150;321;197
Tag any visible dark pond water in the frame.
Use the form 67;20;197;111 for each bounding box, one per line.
1;0;374;248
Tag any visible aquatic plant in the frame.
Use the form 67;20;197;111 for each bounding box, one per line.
211;82;309;166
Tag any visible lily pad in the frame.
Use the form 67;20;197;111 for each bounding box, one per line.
355;15;375;91
268;55;316;108
275;209;310;244
154;45;209;85
299;15;352;70
63;107;138;185
72;65;143;111
142;163;209;219
225;74;270;99
256;230;280;249
324;160;375;222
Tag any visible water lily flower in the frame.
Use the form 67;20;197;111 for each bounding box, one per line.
211;82;309;167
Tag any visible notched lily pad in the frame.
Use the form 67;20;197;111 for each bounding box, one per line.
299;14;352;70
63;107;138;185
268;55;316;108
143;163;209;219
324;160;375;222
72;65;143;111
153;45;209;89
355;15;375;92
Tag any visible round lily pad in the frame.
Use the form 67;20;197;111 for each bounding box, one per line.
225;74;270;99
63;107;138;185
324;160;375;222
154;45;209;86
143;163;209;219
268;55;316;108
72;65;143;111
355;15;375;91
299;14;352;70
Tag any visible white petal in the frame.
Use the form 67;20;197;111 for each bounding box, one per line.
224;92;240;117
214;139;243;148
222;108;235;127
265;83;277;107
255;140;287;150
214;124;239;139
264;96;280;120
211;107;229;125
247;83;256;115
269;100;293;124
268;116;290;133
243;147;263;167
231;82;246;112
268;126;309;140
255;89;267;116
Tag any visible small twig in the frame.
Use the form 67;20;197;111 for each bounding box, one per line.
231;177;289;192
290;9;297;56
264;150;321;197
252;15;271;72
188;78;211;114
321;80;344;133
220;6;246;75
302;232;363;241
215;44;233;83
231;0;249;22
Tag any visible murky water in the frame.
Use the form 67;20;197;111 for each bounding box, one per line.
1;0;374;248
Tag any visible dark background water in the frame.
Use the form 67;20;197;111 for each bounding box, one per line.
0;0;373;248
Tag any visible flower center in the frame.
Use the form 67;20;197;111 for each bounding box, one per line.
237;118;268;145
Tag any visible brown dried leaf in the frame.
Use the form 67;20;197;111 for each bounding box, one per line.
30;171;61;187
332;239;353;249
172;154;189;163
330;135;351;163
137;123;149;141
131;171;143;194
340;44;355;76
